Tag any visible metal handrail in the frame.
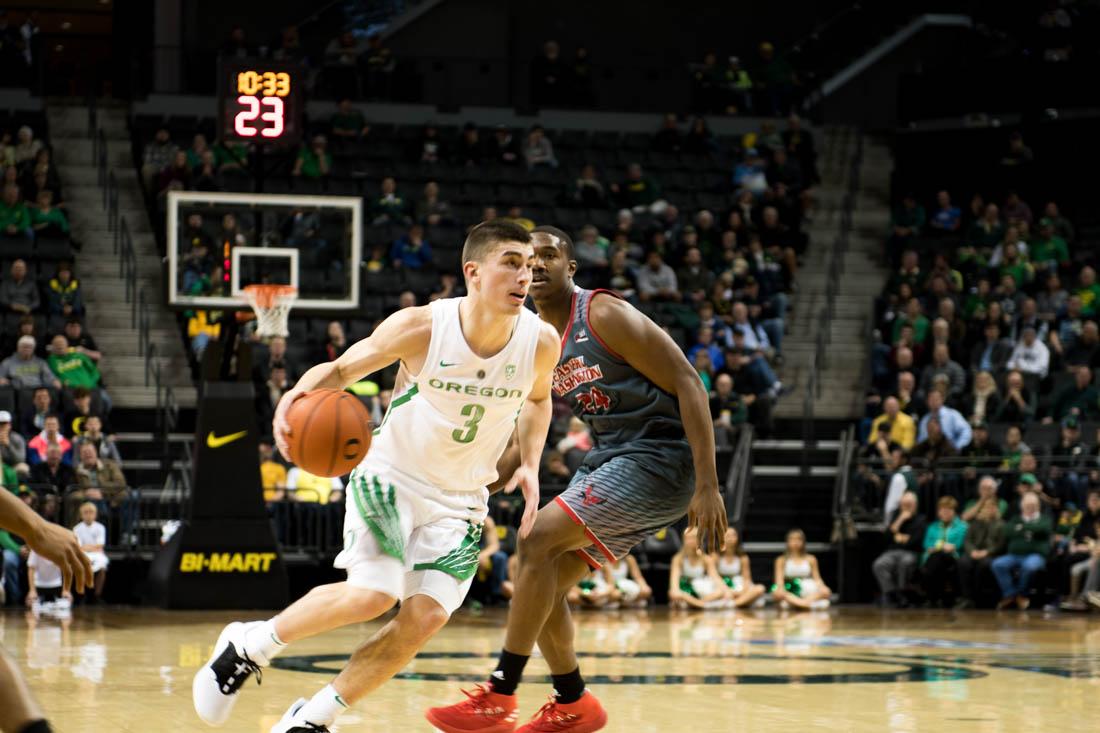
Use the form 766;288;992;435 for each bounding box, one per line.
831;425;857;599
92;108;181;485
801;128;864;450
725;424;755;530
86;85;97;138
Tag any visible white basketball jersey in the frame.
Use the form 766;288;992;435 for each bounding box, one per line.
364;297;542;493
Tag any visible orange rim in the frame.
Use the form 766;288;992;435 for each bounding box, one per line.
243;284;297;309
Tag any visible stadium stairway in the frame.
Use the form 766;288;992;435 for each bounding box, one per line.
775;132;891;420
742;417;851;594
47;102;196;411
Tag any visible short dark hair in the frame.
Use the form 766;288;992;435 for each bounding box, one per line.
461;220;531;265
72;387;90;400
530;225;574;259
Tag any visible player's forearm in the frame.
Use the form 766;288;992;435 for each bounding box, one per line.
488;435;522;494
0;484;42;541
288;361;347;394
516;396;553;470
675;372;720;493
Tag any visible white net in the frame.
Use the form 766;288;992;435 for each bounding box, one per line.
244;285;297;338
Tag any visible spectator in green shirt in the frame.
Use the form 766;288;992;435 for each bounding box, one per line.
0;183;31;239
1073;266;1100;317
998;242;1033;289
1045;365;1100;422
292;135;332;179
214;140;250;172
921;496;968;607
29;190;68;236
1042;201;1074;244
330;98;370;140
992;492;1052;609
369;176;410;224
892;297;930;344
47;334;102;390
889;193;925;248
610;163;665;214
1030;219;1069;275
967;203;1004;250
185;133;210;169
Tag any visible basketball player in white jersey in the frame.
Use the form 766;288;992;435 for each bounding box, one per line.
193;221;561;733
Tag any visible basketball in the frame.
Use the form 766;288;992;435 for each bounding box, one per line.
285;389;373;477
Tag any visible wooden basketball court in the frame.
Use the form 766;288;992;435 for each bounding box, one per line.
4;606;1098;732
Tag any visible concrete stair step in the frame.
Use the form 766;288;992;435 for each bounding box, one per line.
101;360;193;384
52;145;132;168
65;183;144;205
77;283;166;301
84;306;177;328
109;386;198;410
94;342;185;359
77;260;163;276
70;224;155;240
78;257;163;273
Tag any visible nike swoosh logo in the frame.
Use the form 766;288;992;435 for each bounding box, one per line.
440;360;460;367
206;430;248;449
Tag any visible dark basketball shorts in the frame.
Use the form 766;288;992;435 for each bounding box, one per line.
555;452;695;569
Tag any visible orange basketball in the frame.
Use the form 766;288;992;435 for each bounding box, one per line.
285;389;373;477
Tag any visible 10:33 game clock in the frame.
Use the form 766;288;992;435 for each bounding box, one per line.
218;59;304;145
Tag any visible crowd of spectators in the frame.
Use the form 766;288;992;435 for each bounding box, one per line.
0;124;128;608
143;110;819;440
860;139;1100;611
689;42;802;117
208;23;803;116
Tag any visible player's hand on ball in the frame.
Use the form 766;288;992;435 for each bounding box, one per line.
273;389;306;461
29;520;93;593
504;464;540;539
688;486;728;553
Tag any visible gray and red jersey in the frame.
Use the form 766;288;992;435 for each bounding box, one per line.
553;287;689;469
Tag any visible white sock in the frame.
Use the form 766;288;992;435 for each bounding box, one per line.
296;684;350;727
243;619;287;665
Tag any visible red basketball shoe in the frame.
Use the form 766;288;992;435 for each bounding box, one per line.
425;684;519;733
516;692;607;732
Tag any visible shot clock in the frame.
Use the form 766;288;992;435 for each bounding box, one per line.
218;59;304;145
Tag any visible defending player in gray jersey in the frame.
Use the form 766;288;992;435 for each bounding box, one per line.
427;226;726;733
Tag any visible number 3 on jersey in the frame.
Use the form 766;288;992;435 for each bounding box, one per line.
452;403;485;443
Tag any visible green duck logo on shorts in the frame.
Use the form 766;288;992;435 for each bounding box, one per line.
413;522;483;581
350;472;405;562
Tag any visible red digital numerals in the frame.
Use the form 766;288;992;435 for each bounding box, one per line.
233;95;285;138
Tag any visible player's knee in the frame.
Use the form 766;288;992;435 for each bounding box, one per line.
517;523;563;564
341;586;396;621
398;596;449;642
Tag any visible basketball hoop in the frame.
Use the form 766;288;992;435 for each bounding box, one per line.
243;284;297;338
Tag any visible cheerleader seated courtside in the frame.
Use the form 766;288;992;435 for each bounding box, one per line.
569;569;617;608
604;556;652;608
771;528;831;611
716;527;765;608
668;528;727;609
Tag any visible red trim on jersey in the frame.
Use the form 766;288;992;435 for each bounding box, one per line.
554;495;618;564
576;548;602;570
560;288;578;352
584;289;626;361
